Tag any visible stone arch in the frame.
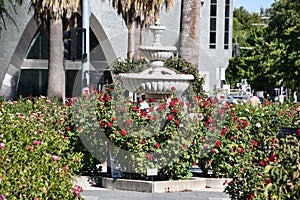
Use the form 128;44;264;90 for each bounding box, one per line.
1;13;117;99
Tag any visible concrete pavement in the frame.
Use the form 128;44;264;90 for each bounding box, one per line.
80;186;231;200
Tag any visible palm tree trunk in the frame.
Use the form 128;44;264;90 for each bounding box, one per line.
179;0;200;66
139;25;144;59
47;17;65;103
128;22;135;61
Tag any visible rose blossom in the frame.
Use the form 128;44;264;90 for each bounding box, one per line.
51;155;60;161
255;123;261;128
155;142;160;149
0;194;7;200
167;114;173;120
0;143;5;149
121;130;127;136
33;141;42;145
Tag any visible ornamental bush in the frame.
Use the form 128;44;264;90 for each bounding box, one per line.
0;97;83;199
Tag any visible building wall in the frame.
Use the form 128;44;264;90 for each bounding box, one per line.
0;0;232;99
199;0;233;91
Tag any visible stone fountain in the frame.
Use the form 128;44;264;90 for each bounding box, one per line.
119;20;194;99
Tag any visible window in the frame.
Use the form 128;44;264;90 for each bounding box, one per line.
209;0;217;49
224;0;230;49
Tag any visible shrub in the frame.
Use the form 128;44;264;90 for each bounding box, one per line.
0;97;83;199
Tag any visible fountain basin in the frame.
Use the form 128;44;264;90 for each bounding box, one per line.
119;67;194;95
139;46;177;61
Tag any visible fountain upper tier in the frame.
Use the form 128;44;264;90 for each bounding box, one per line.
119;20;194;97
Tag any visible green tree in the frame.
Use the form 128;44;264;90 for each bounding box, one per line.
226;7;274;92
30;0;80;102
265;0;300;89
0;0;22;30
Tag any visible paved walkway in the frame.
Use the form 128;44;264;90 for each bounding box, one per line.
81;187;230;200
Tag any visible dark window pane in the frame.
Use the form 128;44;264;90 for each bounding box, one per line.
225;5;230;17
210;32;216;43
224;32;229;44
210;44;216;49
211;0;217;3
226;0;230;5
17;69;48;97
210;5;217;16
66;70;82;98
225;18;229;31
26;27;49;59
210;18;217;31
224;45;229;49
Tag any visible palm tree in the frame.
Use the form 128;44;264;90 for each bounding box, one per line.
112;0;174;61
30;0;80;102
179;0;201;66
0;0;23;30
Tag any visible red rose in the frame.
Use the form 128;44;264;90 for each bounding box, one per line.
298;129;300;135
239;148;244;153
111;117;116;121
133;106;139;112
250;140;258;147
260;160;266;167
105;95;111;101
215;140;221;148
66;126;71;131
155;142;160;149
172;108;178;113
265;179;271;185
175;120;180;126
121;130;127;136
149;98;155;103
167;114;173;121
141;140;145;144
107;122;113;127
169;101;176;107
220;128;228;136
126;119;132;125
146;153;153;160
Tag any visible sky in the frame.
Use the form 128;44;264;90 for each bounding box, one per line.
233;0;275;13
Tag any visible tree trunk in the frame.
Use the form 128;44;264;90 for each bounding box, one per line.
139;25;144;59
127;22;135;61
47;17;65;103
179;0;201;66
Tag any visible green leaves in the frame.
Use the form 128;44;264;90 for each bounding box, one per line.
0;97;83;199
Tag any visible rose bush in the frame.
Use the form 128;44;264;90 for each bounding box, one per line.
0;97;84;199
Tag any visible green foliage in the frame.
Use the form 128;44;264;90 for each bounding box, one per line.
164;57;205;96
223;103;300;200
112;58;149;74
0;97;83;199
228;1;300;91
265;0;300;89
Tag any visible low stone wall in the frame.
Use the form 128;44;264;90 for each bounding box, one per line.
102;177;231;193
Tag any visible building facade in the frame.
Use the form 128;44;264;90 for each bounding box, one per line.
0;0;233;99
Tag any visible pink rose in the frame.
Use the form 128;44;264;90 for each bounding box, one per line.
0;143;5;149
33;141;42;145
51;155;60;161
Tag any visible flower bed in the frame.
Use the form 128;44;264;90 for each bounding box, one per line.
0;58;299;199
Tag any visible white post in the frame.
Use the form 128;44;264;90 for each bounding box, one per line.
82;0;90;93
